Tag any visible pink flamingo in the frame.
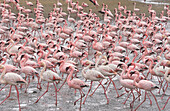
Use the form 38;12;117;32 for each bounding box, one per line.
161;68;170;110
35;61;62;105
81;61;109;104
133;72;161;111
0;65;27;111
67;66;88;110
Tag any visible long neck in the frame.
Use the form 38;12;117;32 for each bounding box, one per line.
7;40;15;54
120;65;126;78
0;67;6;84
132;51;138;63
153;60;161;70
149;59;154;74
40;63;47;79
80;53;88;63
82;63;91;78
20;58;27;68
95;55;103;69
67;68;74;85
38;52;43;63
133;73;139;87
23;38;28;46
1;58;6;65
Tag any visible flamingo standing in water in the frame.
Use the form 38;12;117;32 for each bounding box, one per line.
161;68;170;110
81;60;109;104
133;72;161;111
35;61;62;105
0;65;27;111
67;66;88;110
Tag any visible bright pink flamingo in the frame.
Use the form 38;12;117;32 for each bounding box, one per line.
133;72;161;111
67;66;88;110
0;65;27;111
20;54;39;92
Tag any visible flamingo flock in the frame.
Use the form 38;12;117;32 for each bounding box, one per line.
0;0;169;111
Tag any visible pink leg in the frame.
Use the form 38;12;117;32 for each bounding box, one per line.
134;91;147;111
0;84;7;91
15;86;21;111
150;91;161;111
146;92;152;105
36;75;42;90
74;90;84;111
20;75;27;89
118;86;123;90
0;85;12;105
162;96;170;110
57;75;68;92
161;82;168;99
105;81;111;90
89;80;102;96
130;89;141;108
109;76;119;97
98;81;109;104
83;81;93;104
53;82;58;106
35;82;49;103
158;77;163;94
25;77;30;93
122;90;132;104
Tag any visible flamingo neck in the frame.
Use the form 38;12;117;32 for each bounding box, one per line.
132;51;138;62
82;63;91;78
0;67;7;84
133;73;139;87
67;68;74;85
1;58;6;65
7;40;15;54
40;62;47;79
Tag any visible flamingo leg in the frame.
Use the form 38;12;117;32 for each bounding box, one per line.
89;80;103;96
0;84;7;91
161;82;168;99
74;90;85;111
150;91;161;111
108;76;119;97
130;89;141;108
25;76;30;93
162;96;170;110
122;90;132;104
105;81;111;90
146;92;152;105
53;82;58;106
57;75;68;92
83;81;93;104
134;91;147;111
20;75;27;89
0;85;12;105
36;75;42;90
98;81;109;104
35;82;49;103
15;86;21;111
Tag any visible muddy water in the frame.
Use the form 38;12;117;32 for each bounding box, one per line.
0;0;170;111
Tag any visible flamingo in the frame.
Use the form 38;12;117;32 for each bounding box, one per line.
133;72;161;111
0;65;27;111
67;66;88;110
161;68;170;110
35;61;62;105
81;60;109;104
